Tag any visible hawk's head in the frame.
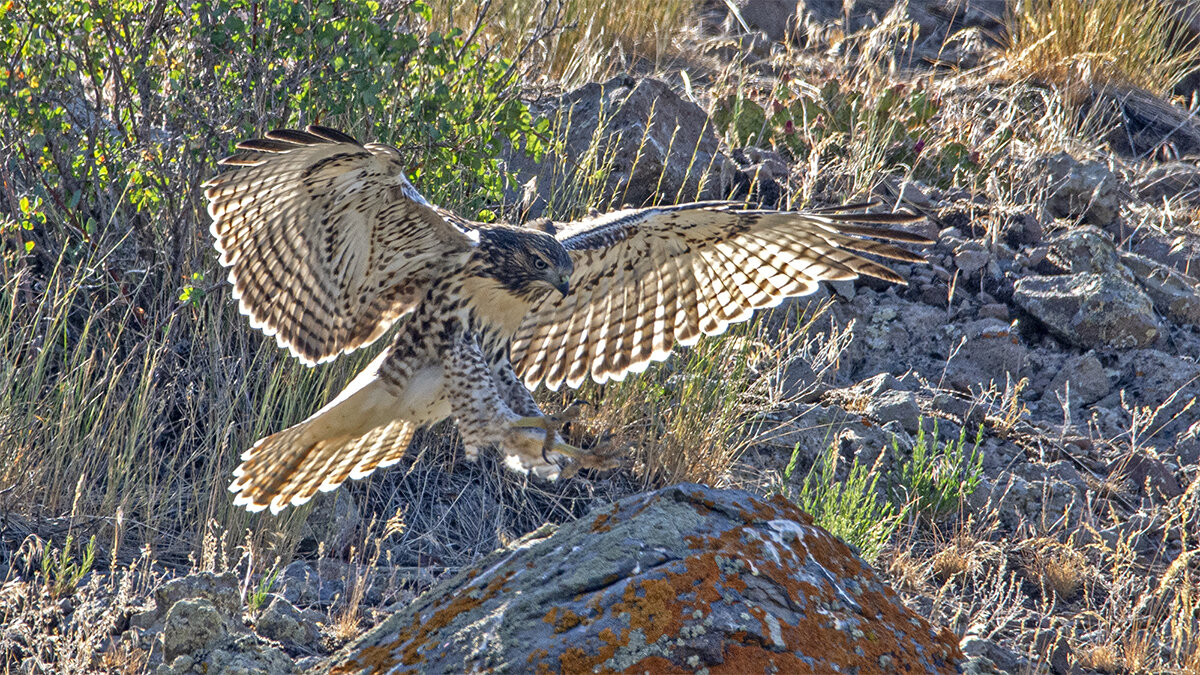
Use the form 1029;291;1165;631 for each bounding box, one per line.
476;225;574;302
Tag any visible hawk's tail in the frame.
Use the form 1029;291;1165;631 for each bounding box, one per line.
230;419;415;514
229;364;416;513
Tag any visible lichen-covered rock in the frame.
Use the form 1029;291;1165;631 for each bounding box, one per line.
1013;272;1160;349
129;571;241;636
256;595;322;647
502;76;735;215
122;571;301;675
161;598;226;662
316;484;962;674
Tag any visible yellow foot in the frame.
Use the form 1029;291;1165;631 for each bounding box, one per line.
509;401;620;478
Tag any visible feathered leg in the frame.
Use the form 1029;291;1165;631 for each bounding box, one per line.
444;334;576;479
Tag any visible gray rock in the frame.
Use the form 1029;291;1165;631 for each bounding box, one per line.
313;485;963;674
1044;226;1123;274
161;599;226;662
723;0;799;42
1115;350;1200;446
962;634;1025;673
1034;627;1073;674
944;319;1029;391
278;561;341;609
866;390;922;433
1108;451;1184;501
256;595;321;646
503;76;734;214
978;302;1009;321
954;242;993;276
123;570;301;674
1037;152;1127;229
1120;251;1200;326
1046;351;1111;408
130;571;241;635
159;635;299;675
1013;273;1160;349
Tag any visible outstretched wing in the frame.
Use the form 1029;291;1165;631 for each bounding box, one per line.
204;125;477;365
511;202;928;390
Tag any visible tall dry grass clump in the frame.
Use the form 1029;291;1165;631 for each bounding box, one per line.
430;0;697;83
1005;0;1200;97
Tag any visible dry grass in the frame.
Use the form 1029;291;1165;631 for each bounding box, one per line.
931;538;977;584
429;0;698;83
1004;0;1200;98
1029;538;1090;601
1076;643;1123;673
569;301;830;488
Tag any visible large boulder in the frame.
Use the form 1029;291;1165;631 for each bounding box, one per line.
504;76;736;215
1014;228;1162;349
316;484;962;674
1013;272;1160;349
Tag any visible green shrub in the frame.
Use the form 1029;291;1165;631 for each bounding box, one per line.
891;418;985;523
782;443;906;564
38;535;96;599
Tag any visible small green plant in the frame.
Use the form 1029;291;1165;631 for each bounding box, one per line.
38;534;96;599
247;566;281;615
782;443;906;564
892;418;985;523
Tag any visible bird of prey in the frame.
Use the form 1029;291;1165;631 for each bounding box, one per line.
204;125;927;514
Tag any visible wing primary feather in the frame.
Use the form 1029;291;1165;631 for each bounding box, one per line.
236;138;301;153
264;128;326;145
818;221;931;243
307;125;362;144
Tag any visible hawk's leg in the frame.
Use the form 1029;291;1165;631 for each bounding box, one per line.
495;361;619;477
444;335;582;479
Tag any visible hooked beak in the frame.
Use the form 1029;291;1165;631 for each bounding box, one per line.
553;273;570;297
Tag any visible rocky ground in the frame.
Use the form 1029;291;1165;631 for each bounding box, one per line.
4;0;1200;673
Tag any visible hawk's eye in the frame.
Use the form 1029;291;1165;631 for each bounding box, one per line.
533;258;548;270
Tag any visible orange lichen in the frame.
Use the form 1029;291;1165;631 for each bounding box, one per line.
336;569;516;672
560;646;612;674
544;606;583;633
591;508;616;533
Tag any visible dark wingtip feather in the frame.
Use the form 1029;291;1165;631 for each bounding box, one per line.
236;138;301;153
264;128;326;145
218;150;270;166
832;223;934;244
306;125;361;144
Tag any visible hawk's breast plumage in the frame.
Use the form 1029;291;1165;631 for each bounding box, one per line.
203;125;927;514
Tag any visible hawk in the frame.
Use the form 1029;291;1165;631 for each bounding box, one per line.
204;125;927;514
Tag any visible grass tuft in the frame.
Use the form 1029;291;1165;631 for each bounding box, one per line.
1005;0;1200;97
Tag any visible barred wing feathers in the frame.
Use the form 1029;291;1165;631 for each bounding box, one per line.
511;202;927;391
204;125;476;365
